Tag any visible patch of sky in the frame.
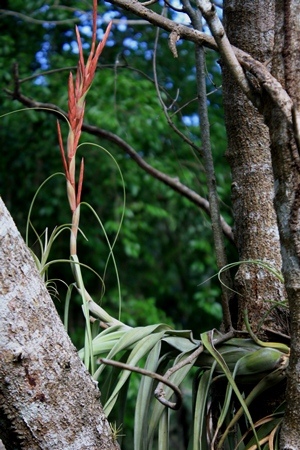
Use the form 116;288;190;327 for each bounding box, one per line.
38;4;53;29
140;41;148;50
167;0;224;33
96;27;106;41
182;114;199;127
42;22;56;30
101;9;120;25
39;5;49;12
165;81;174;89
159;0;223;31
96;11;121;40
217;4;223;19
169;0;191;25
35;39;51;70
34;76;47;86
117;21;127;32
74;11;90;22
105;38;115;48
78;25;93;38
62;41;80;54
123;37;139;51
145;49;153;61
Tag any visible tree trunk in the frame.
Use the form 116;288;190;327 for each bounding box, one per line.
264;1;300;446
0;198;119;450
222;0;287;336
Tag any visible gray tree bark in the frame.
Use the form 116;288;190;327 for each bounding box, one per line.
222;0;300;444
0;198;119;450
223;0;287;336
265;1;300;446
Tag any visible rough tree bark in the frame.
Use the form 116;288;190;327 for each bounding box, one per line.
223;0;287;336
0;198;119;450
223;0;300;443
265;1;300;446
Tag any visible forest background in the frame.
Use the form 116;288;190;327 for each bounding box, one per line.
0;0;230;343
2;0;297;448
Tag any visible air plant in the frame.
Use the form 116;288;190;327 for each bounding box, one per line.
56;1;113;372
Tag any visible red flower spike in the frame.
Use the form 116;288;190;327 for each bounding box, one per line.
77;158;84;206
67;179;77;213
91;0;98;53
68;154;76;190
84;21;112;94
75;26;85;89
85;0;98;78
58;1;112;216
57;121;68;178
72;111;84;152
68;73;76;129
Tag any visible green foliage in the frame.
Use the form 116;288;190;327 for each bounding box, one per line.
82;313;288;450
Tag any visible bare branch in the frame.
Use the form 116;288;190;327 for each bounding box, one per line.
140;0;158;6
182;0;233;330
164;0;186;13
0;8;82;25
234;49;293;121
111;18;150;25
195;0;253;100
154;329;235;408
107;0;217;48
152;13;203;153
106;0;294;122
100;358;183;410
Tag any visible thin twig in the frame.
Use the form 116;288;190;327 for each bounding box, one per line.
106;0;293;124
264;328;290;342
164;0;186;13
140;0;158;5
99;358;183;410
152;11;204;154
154;329;234;405
18;63;181;120
195;0;252;100
0;8;81;25
182;0;233;331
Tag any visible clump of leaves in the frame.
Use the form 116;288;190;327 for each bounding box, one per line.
82;303;288;449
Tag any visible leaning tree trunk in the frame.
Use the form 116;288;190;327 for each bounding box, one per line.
222;0;287;337
0;198;119;450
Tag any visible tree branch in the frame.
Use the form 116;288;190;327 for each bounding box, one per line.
106;0;294;123
108;0;217;48
4;86;234;244
100;358;183;410
195;0;253;100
